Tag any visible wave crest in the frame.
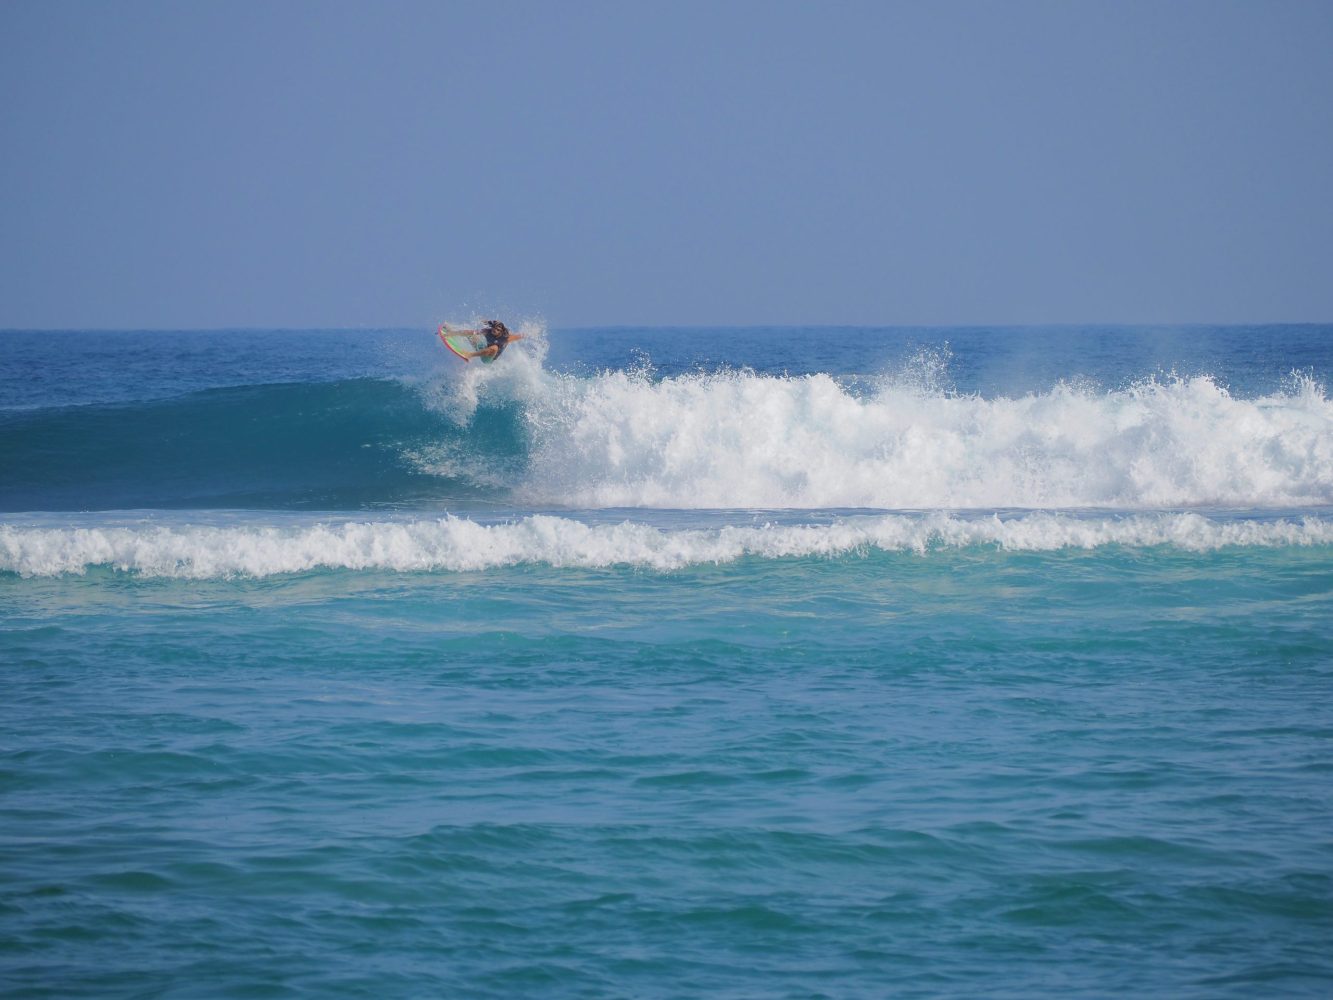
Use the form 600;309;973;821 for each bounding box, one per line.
3;512;1330;578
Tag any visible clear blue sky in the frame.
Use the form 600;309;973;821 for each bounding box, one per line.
2;0;1331;329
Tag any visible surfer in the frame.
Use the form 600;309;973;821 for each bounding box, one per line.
439;320;525;362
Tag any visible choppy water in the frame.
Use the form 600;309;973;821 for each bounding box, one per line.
3;325;1332;997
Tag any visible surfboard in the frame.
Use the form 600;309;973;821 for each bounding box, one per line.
437;324;495;364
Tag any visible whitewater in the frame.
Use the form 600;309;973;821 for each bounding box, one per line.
454;355;1333;510
4;511;1333;578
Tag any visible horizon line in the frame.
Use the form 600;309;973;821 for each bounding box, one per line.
2;320;1331;334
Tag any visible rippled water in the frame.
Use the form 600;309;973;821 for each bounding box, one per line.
3;326;1332;997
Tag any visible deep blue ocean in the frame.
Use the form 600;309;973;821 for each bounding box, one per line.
3;325;1332;997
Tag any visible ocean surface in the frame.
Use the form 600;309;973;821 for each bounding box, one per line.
3;324;1332;998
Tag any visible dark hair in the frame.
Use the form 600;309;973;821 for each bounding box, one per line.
485;319;509;336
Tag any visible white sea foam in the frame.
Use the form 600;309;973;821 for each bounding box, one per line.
3;512;1330;578
432;366;1333;510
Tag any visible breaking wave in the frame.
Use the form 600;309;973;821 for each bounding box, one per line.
513;368;1333;509
2;338;1330;512
3;512;1331;578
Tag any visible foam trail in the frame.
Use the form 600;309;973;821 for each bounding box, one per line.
3;513;1331;578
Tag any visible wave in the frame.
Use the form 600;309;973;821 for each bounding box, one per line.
3;512;1331;578
0;378;526;511
2;350;1331;511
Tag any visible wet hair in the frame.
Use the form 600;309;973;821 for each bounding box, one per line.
484;319;510;337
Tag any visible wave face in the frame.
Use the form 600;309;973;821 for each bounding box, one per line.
0;378;525;511
3;355;1331;512
3;512;1330;578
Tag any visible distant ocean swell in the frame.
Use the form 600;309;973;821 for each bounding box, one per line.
4;512;1331;578
2;362;1330;512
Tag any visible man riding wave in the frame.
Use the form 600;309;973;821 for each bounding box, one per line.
437;319;525;362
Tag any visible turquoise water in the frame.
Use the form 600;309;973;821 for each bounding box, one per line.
3;326;1333;996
